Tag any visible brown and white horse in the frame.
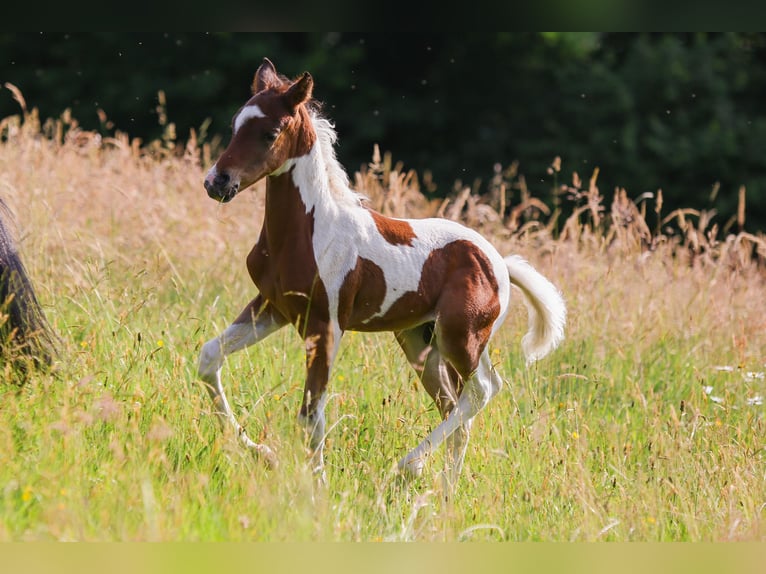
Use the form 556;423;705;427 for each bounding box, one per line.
198;58;566;486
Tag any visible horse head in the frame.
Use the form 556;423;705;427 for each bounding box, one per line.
204;58;315;203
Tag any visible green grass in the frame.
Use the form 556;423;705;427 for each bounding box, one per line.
2;248;763;541
0;112;763;541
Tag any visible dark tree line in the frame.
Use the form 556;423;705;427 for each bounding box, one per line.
2;32;766;230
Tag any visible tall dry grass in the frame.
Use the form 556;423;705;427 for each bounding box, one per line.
1;92;764;541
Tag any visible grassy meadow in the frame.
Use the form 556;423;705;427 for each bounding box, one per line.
1;104;765;542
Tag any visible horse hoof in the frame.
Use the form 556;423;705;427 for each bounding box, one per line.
247;441;278;469
398;455;425;479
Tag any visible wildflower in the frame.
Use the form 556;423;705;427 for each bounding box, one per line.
703;386;724;404
713;365;734;372
156;339;164;348
571;431;579;440
21;486;33;502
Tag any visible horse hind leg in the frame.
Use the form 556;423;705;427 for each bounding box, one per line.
442;349;504;489
198;296;287;466
396;324;470;481
397;325;500;486
395;323;461;413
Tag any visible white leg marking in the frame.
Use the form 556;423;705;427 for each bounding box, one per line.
398;349;495;479
298;391;329;449
443;419;473;491
198;315;284;465
298;323;342;477
299;390;329;475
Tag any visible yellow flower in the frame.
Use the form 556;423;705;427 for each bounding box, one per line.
21;486;33;502
571;431;579;440
156;339;164;348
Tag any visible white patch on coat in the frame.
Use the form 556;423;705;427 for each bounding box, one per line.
233;104;266;135
284;115;511;331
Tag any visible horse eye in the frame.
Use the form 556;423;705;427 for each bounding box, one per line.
264;130;279;144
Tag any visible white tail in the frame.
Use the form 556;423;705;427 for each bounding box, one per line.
505;255;566;364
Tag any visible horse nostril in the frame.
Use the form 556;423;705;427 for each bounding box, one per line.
214;173;230;188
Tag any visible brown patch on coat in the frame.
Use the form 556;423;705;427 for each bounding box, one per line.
338;240;501;377
246;168;329;335
336;257;386;329
368;210;417;246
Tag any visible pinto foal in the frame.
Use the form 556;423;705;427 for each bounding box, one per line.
198;58;566;486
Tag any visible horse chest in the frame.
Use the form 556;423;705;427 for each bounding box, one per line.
246;233;330;325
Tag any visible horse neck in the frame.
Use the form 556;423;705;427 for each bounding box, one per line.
262;170;307;245
263;112;360;251
260;148;324;251
269;141;353;217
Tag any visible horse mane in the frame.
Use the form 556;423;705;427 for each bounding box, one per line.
307;104;366;208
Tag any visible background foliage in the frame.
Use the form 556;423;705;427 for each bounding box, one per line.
2;32;766;229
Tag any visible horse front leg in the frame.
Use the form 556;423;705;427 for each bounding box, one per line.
198;296;287;466
298;322;342;477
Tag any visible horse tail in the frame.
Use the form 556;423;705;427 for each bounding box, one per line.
504;255;566;365
0;199;56;377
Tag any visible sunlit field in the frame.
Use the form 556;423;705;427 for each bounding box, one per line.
1;101;764;541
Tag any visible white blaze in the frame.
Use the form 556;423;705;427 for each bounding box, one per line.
233;104;266;135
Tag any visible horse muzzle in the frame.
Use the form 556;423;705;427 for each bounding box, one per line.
204;171;239;203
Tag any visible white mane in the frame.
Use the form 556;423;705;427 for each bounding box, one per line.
309;111;366;207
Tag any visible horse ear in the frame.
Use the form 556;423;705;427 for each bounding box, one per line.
253;58;279;94
284;72;313;111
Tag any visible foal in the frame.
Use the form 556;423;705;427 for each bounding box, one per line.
198;58;566;485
